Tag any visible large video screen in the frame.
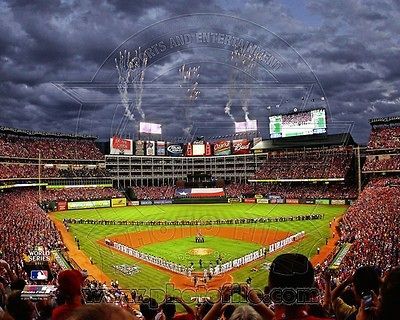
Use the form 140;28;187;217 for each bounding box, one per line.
269;109;326;138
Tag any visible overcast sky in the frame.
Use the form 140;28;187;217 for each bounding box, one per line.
0;0;399;144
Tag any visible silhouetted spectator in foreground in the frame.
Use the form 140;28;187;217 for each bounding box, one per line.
52;270;84;320
66;303;137;320
140;298;158;320
269;253;329;320
5;290;35;320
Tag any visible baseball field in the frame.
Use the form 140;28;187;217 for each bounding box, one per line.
53;203;347;301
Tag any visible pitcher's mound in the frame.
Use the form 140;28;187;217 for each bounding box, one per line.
188;248;213;256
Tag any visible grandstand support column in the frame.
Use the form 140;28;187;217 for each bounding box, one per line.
356;146;362;195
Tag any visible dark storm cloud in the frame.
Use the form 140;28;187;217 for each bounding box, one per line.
0;0;399;144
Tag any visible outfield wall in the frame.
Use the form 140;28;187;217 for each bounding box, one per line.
55;196;352;212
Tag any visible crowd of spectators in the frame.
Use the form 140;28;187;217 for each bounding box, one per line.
128;182;358;201
367;126;400;149
0;134;104;160
131;186;176;200
1;252;399;320
0;163;108;179
224;183;254;197
282;112;312;125
363;154;400;172
225;182;357;199
0;189;63;279
333;177;400;277
40;187;124;203
255;148;353;180
0;163;59;179
0;186;123;277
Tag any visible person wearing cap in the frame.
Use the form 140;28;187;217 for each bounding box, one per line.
269;253;329;320
52;270;85;320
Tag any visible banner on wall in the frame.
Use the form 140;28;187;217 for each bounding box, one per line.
153;199;173;205
228;198;241;203
128;201;140;206
140;200;153;205
256;198;269;204
244;198;256;203
331;199;346;205
315;199;330;205
286;199;299;204
111;198;127;207
67;200;110;210
57;201;67;211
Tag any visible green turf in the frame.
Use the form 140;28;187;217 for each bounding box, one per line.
54;203;347;301
138;236;261;271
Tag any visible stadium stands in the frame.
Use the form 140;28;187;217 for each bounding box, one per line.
335;177;400;275
0;189;62;278
367;126;400;150
363;154;400;172
131;186;175;200
40;187;124;202
0;133;104;160
225;182;357;199
0;163;108;179
0;187;123;278
255;147;353;180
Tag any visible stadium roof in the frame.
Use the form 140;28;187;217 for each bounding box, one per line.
252;133;356;151
0;126;98;140
369;116;400;126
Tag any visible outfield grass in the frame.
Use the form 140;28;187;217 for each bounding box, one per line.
54;203;347;301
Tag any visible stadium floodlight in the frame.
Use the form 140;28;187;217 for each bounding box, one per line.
234;120;257;133
139;122;162;134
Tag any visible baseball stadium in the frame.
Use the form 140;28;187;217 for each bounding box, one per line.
1;5;400;320
1;111;399;318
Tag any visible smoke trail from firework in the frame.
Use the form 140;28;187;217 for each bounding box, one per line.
179;65;200;136
228;47;266;122
224;100;235;121
115;50;135;121
179;64;200;100
133;47;147;119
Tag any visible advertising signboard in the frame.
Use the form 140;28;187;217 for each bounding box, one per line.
232;139;250;154
135;140;145;156
56;201;67;211
214;140;231;156
166;144;183;156
111;198;127;207
67;200;110;210
146;141;156;156
110;137;133;155
156;141;166;156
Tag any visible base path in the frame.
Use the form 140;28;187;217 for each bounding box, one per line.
311;218;341;266
50;214;111;284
